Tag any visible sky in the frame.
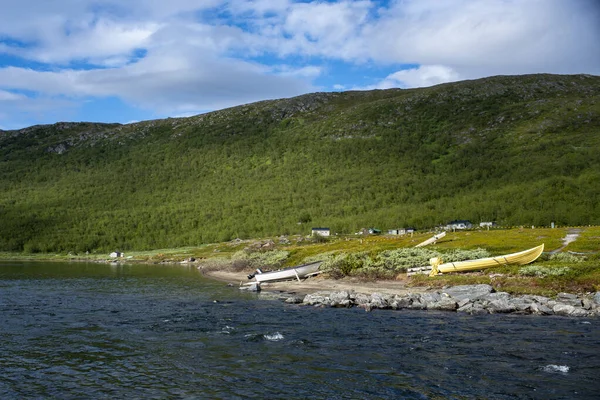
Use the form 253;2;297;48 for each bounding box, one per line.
0;0;599;130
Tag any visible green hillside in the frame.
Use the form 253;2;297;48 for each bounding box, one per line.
1;74;599;253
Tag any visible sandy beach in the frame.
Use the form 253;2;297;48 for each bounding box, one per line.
203;269;429;296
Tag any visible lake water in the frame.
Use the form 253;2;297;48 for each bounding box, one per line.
1;261;599;399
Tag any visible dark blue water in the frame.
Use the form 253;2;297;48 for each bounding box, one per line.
1;262;599;399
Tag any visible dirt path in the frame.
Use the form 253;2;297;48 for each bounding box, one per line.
552;228;582;253
203;269;430;296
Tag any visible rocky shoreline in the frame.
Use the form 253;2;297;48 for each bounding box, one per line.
254;284;600;317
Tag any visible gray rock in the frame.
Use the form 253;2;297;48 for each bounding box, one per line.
486;300;516;314
303;293;328;306
442;284;493;302
240;283;261;292
428;298;458;311
485;292;511;301
370;293;390;309
390;295;412;309
530;303;554;315
353;293;371;306
285;295;305;304
456;298;471;309
407;298;426;310
329;291;350;304
420;292;442;304
569;307;590;317
593;292;600;305
556;293;582;307
511;298;533;312
553;304;576;316
582;298;594;310
457;303;473;313
469;304;489;315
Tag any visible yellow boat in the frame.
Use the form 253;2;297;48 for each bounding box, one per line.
428;244;544;276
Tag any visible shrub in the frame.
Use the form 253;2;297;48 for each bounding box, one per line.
548;252;586;263
232;249;289;270
519;265;572;277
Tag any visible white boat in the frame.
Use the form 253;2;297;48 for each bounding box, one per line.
252;262;322;283
415;231;446;247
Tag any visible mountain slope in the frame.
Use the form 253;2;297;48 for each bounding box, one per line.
1;74;599;253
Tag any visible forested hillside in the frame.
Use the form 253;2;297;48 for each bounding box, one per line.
1;74;599;253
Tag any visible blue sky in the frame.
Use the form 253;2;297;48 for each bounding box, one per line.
0;0;599;130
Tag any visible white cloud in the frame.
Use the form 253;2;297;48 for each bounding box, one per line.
373;65;462;89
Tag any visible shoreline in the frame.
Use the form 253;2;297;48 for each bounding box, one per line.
202;269;600;317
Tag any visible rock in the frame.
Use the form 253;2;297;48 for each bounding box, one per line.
303;293;328;306
530;303;554;315
485;292;511;301
486;300;516;314
370;293;391;309
557;293;582;307
469;304;489;315
353;293;371;306
428;298;458;311
511;298;533;312
456;298;471;309
582;298;594;310
329;291;350;304
390;295;412;309
442;284;494;302
593;292;600;306
569;307;590;317
420;292;442;304
285;295;305;304
239;283;261;292
553;304;576;316
457;303;473;313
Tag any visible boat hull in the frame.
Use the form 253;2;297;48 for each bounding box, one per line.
254;262;322;283
437;244;544;274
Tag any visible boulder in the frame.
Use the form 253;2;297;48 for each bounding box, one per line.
486;300;516;314
303;293;328;306
239;283;261;292
530;302;554;315
353;293;371;306
370;293;391;309
582;298;595;311
329;291;350;305
390;295;412;309
442;284;494;302
557;293;582;307
553;304;576;316
284;295;305;304
593;292;600;306
428;298;458;311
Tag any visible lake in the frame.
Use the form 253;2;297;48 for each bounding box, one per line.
1;261;598;399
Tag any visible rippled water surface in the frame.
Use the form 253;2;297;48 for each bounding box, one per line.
1;261;599;399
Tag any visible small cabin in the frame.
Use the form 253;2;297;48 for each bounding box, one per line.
311;227;331;237
388;229;406;235
368;228;382;235
109;251;123;258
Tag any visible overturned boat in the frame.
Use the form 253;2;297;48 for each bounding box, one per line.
408;244;544;277
249;262;322;283
415;231;446;248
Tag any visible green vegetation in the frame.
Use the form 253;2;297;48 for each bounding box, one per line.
1;74;600;253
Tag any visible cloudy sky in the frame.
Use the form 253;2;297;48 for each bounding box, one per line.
0;0;598;130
